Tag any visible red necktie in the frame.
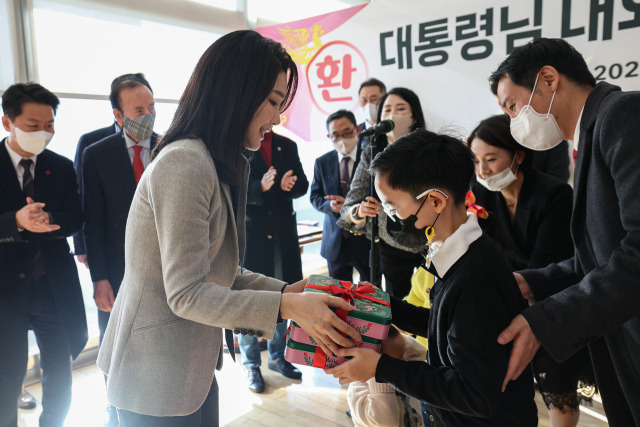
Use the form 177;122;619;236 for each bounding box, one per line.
573;149;577;167
133;145;144;185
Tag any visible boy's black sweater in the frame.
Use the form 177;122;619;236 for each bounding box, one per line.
376;234;538;426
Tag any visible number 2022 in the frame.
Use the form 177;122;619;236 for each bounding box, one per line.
594;61;639;81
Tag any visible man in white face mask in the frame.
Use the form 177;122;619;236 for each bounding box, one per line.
80;77;158;425
490;38;640;425
0;83;87;427
310;109;372;283
358;78;387;131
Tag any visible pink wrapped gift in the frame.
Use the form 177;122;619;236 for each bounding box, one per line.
284;275;391;369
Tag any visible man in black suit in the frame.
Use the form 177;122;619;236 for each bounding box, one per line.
311;110;372;283
356;78;386;150
241;131;308;392
491;38;640;425
0;83;87;427
73;73;153;267
82;78;157;424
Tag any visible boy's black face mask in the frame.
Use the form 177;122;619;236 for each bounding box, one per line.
397;195;429;244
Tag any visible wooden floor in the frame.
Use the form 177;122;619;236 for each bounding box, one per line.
19;349;609;426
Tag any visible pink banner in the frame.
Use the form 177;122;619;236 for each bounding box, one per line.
255;4;369;140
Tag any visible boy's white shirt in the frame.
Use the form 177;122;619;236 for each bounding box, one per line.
347;335;427;427
428;213;482;276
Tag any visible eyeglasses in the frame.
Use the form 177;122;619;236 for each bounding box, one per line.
329;127;357;142
382;188;449;222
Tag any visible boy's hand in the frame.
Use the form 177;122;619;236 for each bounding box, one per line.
357;280;379;290
325;347;381;384
497;314;541;392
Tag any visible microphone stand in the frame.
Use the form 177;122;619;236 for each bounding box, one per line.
368;132;384;287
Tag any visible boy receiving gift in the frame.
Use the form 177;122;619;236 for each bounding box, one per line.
326;130;537;426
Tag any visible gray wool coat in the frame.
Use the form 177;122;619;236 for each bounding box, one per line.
97;138;285;416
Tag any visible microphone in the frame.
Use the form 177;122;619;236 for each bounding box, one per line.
358;119;394;137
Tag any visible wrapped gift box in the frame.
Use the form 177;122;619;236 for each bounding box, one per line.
289;321;382;352
284;275;391;368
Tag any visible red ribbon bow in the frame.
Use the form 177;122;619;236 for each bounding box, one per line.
301;280;391;367
306;280;390;308
465;190;488;220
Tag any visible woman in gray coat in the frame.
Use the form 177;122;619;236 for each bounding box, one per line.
96;30;359;426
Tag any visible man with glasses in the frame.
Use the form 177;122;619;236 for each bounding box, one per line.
310;109;373;282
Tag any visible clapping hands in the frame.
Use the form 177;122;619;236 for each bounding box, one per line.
15;197;59;233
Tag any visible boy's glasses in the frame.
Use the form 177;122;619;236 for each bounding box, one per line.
382;188;448;222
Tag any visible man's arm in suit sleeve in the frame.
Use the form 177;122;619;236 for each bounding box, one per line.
82;148;109;282
310;158;335;216
42;159;83;239
73;134;90;255
520;96;640;362
0;209;26;242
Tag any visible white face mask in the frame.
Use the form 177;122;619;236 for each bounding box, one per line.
362;103;378;125
509;73;564;151
383;113;413;141
14;126;54;155
332;136;358;156
476;155;519;192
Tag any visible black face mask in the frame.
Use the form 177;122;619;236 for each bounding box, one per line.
397;195;429;245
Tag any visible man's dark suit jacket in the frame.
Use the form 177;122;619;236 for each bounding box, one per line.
81;131;157;294
0;139;88;358
245;133;308;283
310;145;370;266
519;82;640;420
73;123;118;255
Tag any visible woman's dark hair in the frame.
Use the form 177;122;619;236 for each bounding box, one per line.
370;129;474;206
375;87;426;132
466;114;533;172
489;38;595;95
153;30;298;185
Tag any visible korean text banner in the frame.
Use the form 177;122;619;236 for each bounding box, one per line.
256;0;640;141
